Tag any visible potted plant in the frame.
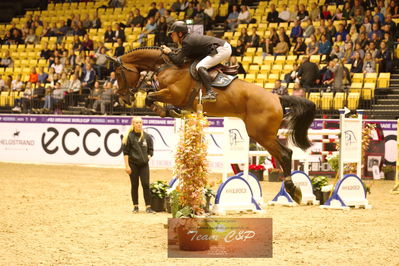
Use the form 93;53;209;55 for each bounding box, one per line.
311;176;330;204
268;168;284;182
249;164;266;181
150;180;169;212
382;165;396;180
172;113;212;251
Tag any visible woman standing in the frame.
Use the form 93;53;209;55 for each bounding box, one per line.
122;117;155;213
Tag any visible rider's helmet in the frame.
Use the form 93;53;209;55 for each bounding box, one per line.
167;21;188;36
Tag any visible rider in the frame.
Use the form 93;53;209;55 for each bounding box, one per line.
161;21;232;102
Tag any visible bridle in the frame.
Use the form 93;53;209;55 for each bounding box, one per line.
116;49;172;95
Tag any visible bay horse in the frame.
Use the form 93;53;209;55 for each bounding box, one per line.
107;46;316;202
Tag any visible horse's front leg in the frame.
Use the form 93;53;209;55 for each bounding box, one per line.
147;88;173;103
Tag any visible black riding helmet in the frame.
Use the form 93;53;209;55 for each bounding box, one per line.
167;21;188;36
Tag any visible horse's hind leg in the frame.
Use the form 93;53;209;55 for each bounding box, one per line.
254;136;302;203
255;136;292;177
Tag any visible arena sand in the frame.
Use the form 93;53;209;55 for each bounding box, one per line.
0;162;398;265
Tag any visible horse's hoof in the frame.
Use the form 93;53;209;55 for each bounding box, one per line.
169;109;182;118
284;179;302;204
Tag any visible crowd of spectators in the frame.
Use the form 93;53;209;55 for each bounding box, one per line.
0;0;398;114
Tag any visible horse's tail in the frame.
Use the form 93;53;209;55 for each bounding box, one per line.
279;95;316;151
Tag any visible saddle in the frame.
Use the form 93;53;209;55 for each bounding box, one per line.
189;61;238;88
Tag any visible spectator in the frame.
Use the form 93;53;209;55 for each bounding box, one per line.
28;67;38;84
237;5;250;24
138;17;157;45
278;27;291;48
38;66;48;84
326;20;337;38
350;51;364;74
12;82;32;113
81;34;94;51
306;34;319;56
335;23;348;41
333;8;343;21
320;61;334;88
0;75;5;91
104;26;114;43
293;37;307;55
75;21;87;37
147;2;159;19
303;19;315;38
309;2;320;21
92;13;102;29
51;57;64;74
47;67;56;84
354;42;365;59
363;52;376;73
318;34;332;56
80;63;96;89
238;27;249;46
94;47;109;80
273;35;289;55
376;41;393;72
284;62;300;83
321;5;332;20
113;23;126;43
297;4;309;21
278;4;291;22
290;5;299;22
298;56;319;89
155;16;168;45
25;28;38;44
91;81;114;114
158;2;167;16
108;0;125;8
204;0;215;30
180;0;189;11
59;73;69;91
226;5;239;30
260;38;273;56
247;27;260;48
107;72;119;88
65;73;82;106
46;82;67;113
267;4;279;23
232;39;245;56
171;0;181;12
368;23;382;40
114;38;125;57
2;75;12;91
330;59;346;91
357;32;369;49
0;51;13;68
11;74;24;91
290;20;303;40
292;82;305;97
82;14;92;29
55;20;70;42
330;45;344;59
272;80;288;95
184;2;196;19
269;27;279;47
227;56;246;74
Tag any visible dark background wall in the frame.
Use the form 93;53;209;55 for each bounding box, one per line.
0;0;48;23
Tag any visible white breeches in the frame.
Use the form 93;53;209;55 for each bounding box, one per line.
196;42;232;70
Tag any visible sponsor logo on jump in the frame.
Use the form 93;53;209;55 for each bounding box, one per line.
0;130;35;147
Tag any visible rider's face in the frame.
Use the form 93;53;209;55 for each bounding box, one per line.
171;32;180;43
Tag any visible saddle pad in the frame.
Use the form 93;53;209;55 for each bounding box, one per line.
211;73;238;88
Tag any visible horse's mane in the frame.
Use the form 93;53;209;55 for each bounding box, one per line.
124;46;162;55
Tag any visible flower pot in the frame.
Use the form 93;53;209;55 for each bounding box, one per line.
249;169;264;181
178;220;211;251
165;196;172;213
150;195;165;212
384;171;396;180
268;172;283;182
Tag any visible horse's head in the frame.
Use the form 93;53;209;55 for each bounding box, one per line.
105;55;140;106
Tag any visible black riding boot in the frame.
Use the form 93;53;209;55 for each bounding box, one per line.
197;67;217;102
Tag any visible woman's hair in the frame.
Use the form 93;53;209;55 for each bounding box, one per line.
122;117;143;144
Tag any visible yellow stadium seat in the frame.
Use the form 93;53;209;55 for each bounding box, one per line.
283;64;293;73
256;73;268;83
271;64;283;74
252;56;263;65
268;73;279;82
321;92;334;110
378;73;390;88
274;55;286;64
286;55;298;65
0;91;9;106
260;64;271;75
238;74;245;80
347;93;360;110
308;92;321;108
245;47;256;56
245;73;256;82
242;56;253;64
352;73;364;84
364;73;378;83
363;83;376;99
248;65;260;74
310;55;321;63
263;55;274;65
333;92;345;110
349;83;363;94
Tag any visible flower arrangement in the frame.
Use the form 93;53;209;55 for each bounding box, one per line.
150;180;169;199
311;176;329;192
173;112;209;217
249;164;266;171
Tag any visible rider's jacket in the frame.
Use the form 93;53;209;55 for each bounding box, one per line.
168;33;226;65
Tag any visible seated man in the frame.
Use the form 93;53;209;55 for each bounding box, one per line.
161;21;232;102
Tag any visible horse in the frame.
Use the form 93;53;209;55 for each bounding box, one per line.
106;46;316;202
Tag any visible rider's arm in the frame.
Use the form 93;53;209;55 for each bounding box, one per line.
167;48;186;66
